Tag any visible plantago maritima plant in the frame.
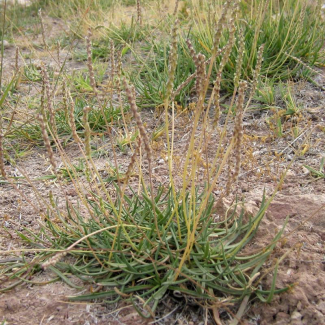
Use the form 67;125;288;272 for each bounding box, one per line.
1;1;310;323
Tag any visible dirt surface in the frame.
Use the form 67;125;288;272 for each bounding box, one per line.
1;8;325;325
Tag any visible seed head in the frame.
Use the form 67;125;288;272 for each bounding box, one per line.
123;79;152;165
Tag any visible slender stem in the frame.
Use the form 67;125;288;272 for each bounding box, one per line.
0;0;7;90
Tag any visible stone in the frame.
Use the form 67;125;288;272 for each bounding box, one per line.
3;40;11;49
291;310;302;320
267;194;325;225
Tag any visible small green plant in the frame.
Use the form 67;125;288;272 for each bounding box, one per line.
279;82;301;117
253;78;276;109
23;64;43;82
265;81;302;138
69;64;106;92
116;130;138;152
70;72;94;92
59;159;86;180
304;158;325;180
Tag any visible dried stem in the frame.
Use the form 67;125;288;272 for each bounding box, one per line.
234;28;245;88
136;0;142;26
39;109;57;172
110;40;116;83
67;87;82;144
173;0;179;16
232;80;247;185
124;80;151;163
38;9;48;50
57;41;61;63
15;47;19;73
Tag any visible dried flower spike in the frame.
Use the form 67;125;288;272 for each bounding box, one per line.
186;39;198;64
40;63;57;135
195;53;206;98
110;40;116;83
86;29;97;95
249;44;264;99
0;128;6;178
57;41;61;63
165;19;179;102
38;9;47;50
173;0;179;16
136;0;142;26
42;252;67;270
213;0;231;53
123;138;141;185
234;28;245;88
123;79;152;164
83;106;92;157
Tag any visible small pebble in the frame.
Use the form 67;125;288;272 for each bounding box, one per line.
291;310;302;320
3;40;11;49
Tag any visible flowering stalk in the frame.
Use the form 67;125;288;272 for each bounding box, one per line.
165;19;179;102
86;29;97;95
83;106;92;157
40;63;57;135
